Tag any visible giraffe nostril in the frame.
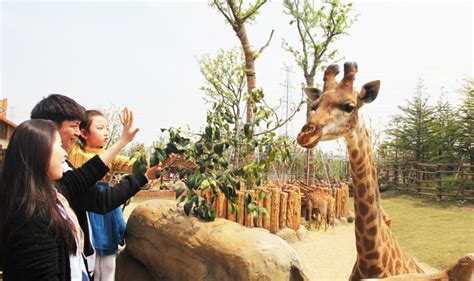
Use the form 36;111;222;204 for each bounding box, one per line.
302;124;317;133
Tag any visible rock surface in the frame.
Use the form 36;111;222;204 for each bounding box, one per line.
120;199;311;281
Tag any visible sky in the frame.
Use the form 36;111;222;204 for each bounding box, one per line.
1;0;473;153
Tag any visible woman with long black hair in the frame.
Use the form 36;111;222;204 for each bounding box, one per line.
0;115;164;280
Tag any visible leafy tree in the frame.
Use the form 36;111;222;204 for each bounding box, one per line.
198;48;304;167
282;0;357;185
210;0;273;125
431;89;462;164
457;77;474;168
101;103;123;150
384;79;437;163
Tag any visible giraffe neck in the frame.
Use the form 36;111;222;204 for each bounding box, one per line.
344;116;384;255
345;115;423;278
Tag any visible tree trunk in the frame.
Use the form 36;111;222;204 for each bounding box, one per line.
235;24;256;161
305;78;317;186
236;24;256;124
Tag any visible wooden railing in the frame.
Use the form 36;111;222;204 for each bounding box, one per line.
379;162;474;201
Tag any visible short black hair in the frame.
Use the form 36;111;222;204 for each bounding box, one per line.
30;94;86;124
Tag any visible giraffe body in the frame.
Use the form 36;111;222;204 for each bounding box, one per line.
306;191;328;230
297;62;424;279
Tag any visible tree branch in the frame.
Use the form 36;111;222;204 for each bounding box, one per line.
254;29;274;60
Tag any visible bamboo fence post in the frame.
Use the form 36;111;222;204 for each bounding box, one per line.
236;191;245;225
286;190;298;230
244;190;254;228
295;186;301;228
216;190;227;218
270;188;280;234
254;187;264;228
279;192;288;228
227;199;237;222
262;190;272;231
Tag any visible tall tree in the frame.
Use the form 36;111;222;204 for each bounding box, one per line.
210;0;273;124
431;89;461;164
384;79;437;163
457;77;474;168
198;48;304;166
282;0;357;185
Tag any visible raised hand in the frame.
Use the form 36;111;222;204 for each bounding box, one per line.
118;107;140;145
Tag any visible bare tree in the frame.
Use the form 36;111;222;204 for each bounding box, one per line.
283;0;357;185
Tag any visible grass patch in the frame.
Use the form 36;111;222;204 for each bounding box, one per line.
367;191;473;269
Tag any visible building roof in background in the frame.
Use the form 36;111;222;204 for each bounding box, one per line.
0;117;17;128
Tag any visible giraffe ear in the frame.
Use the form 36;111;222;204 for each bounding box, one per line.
358;80;380;104
304;87;322;102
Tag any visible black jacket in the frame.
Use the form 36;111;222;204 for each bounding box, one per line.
3;156;147;281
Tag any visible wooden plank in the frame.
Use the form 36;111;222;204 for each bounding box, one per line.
216;191;227;218
244;190;255;228
279;192;288;228
270;188;280;234
236;191;245;225
262;190;272;231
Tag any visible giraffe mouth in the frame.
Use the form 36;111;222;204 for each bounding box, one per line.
297;123;322;148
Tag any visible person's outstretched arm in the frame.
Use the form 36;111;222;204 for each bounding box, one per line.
98;107;139;166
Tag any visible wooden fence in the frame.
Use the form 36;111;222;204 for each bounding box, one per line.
135;181;350;234
379;162;474;201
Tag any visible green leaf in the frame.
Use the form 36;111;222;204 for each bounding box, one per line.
184;200;193;216
205;126;213;139
258;189;266;201
243;123;252;138
214;143;224;155
199;179;210;190
244;193;252;206
247;203;256;212
175;186;186;199
229;203;235;214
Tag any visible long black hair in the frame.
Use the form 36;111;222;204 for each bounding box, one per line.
0;119;77;258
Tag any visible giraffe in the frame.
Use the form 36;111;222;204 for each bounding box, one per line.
297;62;424;280
306;189;328;230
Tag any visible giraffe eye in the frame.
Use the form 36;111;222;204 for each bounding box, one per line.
341;104;355;113
310;104;318;112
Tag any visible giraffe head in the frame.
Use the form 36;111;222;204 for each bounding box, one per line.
297;62;380;148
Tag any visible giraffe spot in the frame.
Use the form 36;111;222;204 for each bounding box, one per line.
356;242;363;253
356;157;364;167
387;257;394;272
368;265;383;276
382;251;388;264
367;194;375;205
357;169;366;180
351;149;359;159
358;202;369;216
391;248;397;257
366;213;375;224
396;260;402;272
359;259;368;275
363;237;375;251
395;245;401;257
365;252;380;260
367;225;377;236
355;217;364;234
357;183;366;197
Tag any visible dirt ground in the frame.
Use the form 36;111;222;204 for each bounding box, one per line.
291;223;439;281
123;202;440;281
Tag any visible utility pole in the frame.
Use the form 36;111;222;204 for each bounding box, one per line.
280;63;295;136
